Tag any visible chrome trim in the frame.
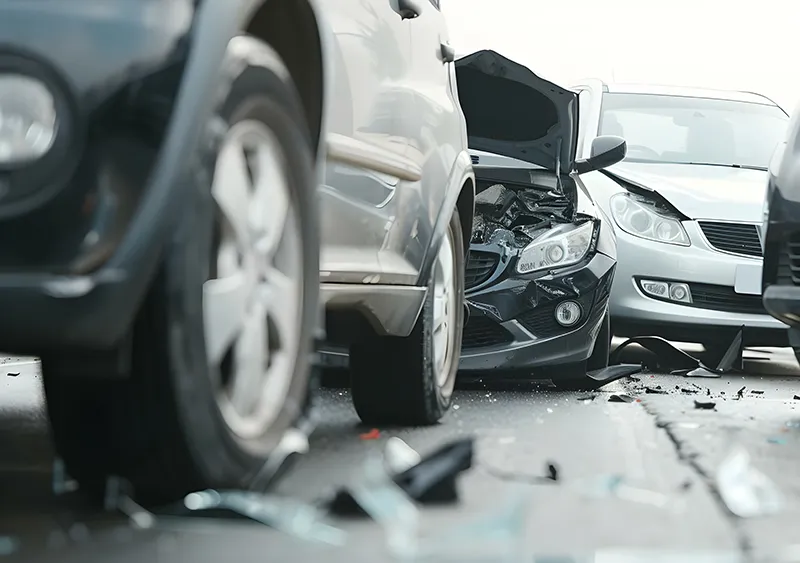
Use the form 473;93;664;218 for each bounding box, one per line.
321;283;426;337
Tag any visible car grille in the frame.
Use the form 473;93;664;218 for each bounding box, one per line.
461;314;514;350
688;282;765;314
465;251;498;290
698;221;762;258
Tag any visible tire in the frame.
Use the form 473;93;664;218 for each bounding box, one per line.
349;208;466;426
41;36;319;506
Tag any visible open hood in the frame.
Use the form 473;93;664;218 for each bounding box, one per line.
455;50;578;175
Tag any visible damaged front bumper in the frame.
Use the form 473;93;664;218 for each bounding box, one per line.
458;167;616;374
459;251;615;373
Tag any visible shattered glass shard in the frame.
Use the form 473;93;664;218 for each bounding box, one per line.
716;446;783;518
182;490;347;546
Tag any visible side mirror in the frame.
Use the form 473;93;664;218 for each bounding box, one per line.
575;135;627;174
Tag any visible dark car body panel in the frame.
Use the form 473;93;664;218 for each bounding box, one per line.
458;163;616;375
762;113;800;329
0;0;279;353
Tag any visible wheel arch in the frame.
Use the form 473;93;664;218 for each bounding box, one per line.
456;177;475;258
243;0;328;159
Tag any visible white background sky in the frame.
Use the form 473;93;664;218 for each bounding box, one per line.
443;0;800;115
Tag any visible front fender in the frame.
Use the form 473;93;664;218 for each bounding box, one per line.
415;150;475;286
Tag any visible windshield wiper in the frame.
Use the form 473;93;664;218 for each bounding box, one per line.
686;162;767;171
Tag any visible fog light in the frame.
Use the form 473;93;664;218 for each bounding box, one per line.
640;279;693;304
669;283;692;303
0;75;58;165
554;300;582;327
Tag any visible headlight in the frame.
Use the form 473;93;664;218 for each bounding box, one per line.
0;75;59;166
610;192;690;246
516;220;594;274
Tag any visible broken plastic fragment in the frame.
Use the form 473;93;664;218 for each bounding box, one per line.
249;426;311;490
183;490;347;546
610;336;699;370
608;394;636;403
385;437;422;474
360;428;381;440
694;400;716;410
716;446;783;518
584;364;644;387
685;367;722;378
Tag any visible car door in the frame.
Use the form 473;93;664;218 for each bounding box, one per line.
320;0;418;283
400;0;464;273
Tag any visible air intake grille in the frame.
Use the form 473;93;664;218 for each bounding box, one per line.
461;315;513;349
698;222;762;258
465;251;498;290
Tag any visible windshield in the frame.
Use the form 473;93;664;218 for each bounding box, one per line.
599;92;789;169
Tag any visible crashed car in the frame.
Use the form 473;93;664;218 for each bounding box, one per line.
762;107;800;364
454;51;626;386
569;81;791;356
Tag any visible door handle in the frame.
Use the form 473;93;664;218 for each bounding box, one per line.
441;42;455;63
394;0;422;19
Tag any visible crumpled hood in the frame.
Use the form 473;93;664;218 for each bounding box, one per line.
606;162;768;223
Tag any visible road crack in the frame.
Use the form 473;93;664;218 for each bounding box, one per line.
639;399;754;562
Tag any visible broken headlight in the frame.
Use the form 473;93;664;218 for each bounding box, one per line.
610;192;689;246
516;220;594;274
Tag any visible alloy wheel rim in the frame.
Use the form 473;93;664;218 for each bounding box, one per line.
432;230;457;389
202;120;303;440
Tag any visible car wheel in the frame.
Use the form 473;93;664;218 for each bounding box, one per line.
41;36;319;505
349;208;465;426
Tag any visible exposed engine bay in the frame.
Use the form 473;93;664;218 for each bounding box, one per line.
471;168;595;253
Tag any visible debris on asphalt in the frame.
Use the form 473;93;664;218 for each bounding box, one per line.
104;476;156;530
608;394;636;403
693;400;716;410
51;458;78;496
6;372;18;377
485;460;560;485
737;386;746;399
716;446;783;518
584;364;644;388
0;536;19;555
181;489;347;546
610;336;699;370
768;437;787;445
577;474;671;508
328;438;474;517
576;394;598;402
685;367;722;378
250;423;314;490
750;390;764;395
785;419;800;430
645;386;668;394
384;437;422;474
611;329;745;375
359;428;381;440
793;395;800;400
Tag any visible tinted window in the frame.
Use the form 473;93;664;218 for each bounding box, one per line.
599;93;789;169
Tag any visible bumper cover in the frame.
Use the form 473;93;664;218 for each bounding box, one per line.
458;251;615;373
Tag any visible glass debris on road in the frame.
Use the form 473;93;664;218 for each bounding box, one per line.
716;446;783;518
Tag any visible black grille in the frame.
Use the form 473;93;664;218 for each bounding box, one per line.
688;283;765;314
461;315;513;350
470;154;479;165
465;251;498;290
698;222;762;258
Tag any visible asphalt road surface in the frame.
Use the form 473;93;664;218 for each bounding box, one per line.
2;341;800;562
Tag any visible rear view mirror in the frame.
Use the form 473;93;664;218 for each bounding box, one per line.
575;135;627;174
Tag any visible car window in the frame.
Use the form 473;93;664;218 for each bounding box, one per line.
599;92;790;169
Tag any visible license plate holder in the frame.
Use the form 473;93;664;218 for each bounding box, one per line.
734;263;763;296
